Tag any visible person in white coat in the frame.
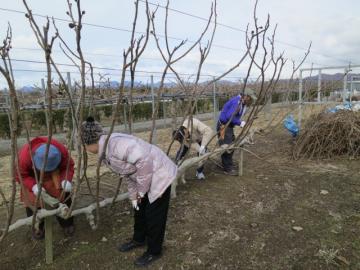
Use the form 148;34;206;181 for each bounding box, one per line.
173;117;214;180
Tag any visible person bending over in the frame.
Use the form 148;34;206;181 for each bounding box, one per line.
81;117;177;267
17;137;75;239
173;117;214;180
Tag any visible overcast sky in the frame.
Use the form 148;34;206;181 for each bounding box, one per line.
0;0;359;88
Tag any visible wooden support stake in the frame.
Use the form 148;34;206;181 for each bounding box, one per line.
42;193;59;265
171;178;177;198
45;215;53;264
238;148;244;176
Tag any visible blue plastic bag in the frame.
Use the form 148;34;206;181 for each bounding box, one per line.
327;102;352;113
283;115;299;137
327;107;339;113
343;102;352;110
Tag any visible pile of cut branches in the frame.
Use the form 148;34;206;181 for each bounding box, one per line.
293;110;360;159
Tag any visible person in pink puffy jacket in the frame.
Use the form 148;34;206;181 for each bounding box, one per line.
81;117;177;267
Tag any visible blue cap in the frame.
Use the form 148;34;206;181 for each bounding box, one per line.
33;144;62;172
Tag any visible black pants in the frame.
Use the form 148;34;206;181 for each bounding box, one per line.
133;186;171;255
217;121;235;171
25;193;74;229
175;144;204;174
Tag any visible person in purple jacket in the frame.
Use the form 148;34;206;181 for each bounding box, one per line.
217;91;255;175
81;117;177;267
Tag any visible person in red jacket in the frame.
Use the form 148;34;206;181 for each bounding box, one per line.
17;137;75;239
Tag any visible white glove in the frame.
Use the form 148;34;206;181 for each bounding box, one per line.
32;184;45;196
199;145;206;155
61;180;72;192
240;121;246;128
131;200;139;211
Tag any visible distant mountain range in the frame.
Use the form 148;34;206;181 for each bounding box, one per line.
9;80;237;93
20;85;40;93
15;80;178;92
4;74;359;93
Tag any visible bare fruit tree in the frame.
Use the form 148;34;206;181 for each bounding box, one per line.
0;25;20;241
22;0;61;230
151;0;310;180
0;0;310;240
93;0;151;228
0;0;153;237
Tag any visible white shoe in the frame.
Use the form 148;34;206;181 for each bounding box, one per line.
196;172;205;180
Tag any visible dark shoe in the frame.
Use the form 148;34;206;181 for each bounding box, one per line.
118;240;145;252
223;168;239;176
32;228;45;240
134;251;162;267
63;225;75;237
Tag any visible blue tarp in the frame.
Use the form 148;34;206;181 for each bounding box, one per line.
283;115;299;137
327;102;352;113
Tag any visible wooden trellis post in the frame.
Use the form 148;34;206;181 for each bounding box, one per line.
44;215;53;264
238;148;244;176
265;94;272;123
43;193;60;264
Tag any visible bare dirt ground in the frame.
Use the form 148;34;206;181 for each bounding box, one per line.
2;103;359;269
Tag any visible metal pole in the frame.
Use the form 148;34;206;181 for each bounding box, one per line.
343;68;348;102
41;78;50;125
123;101;128;133
66;72;72;91
151;75;157;144
317;69;322;103
4;88;9;109
213;77;217;131
162;95;166;128
67;72;72;97
66;72;74;114
298;70;303;128
171;97;177;131
350;76;354;102
67;72;76;149
41;78;46;105
300;64;360;72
